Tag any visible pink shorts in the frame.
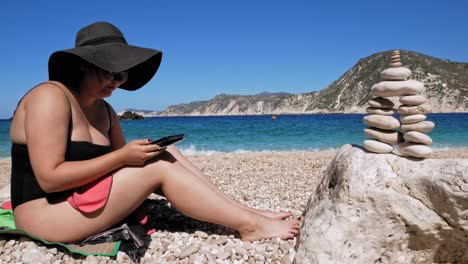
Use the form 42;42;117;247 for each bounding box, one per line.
67;174;113;213
66;174;149;227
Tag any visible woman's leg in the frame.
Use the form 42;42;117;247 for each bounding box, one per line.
14;152;299;242
165;146;293;219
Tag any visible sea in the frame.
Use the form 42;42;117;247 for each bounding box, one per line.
1;113;467;158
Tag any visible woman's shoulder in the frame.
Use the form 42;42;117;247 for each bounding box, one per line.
24;82;70;104
10;82;72;144
18;82;72;117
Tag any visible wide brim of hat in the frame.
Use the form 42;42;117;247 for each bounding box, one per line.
48;43;162;91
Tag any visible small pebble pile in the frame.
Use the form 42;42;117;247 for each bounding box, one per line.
363;50;434;158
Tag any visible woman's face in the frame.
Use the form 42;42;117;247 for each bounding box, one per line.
80;65;127;98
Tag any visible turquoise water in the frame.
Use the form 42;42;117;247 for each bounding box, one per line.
1;113;468;157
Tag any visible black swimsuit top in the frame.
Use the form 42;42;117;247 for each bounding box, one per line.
10;82;114;210
11;141;112;210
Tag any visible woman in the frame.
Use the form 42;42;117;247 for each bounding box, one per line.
9;22;299;242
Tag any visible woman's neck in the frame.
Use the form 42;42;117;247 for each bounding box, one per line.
70;88;100;109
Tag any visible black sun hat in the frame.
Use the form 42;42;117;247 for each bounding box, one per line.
48;21;162;91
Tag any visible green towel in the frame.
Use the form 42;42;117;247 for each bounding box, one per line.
0;208;120;256
0;208;16;229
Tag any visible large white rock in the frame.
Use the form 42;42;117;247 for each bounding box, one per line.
364;128;403;144
401;121;435;133
363;115;400;130
294;145;468;264
396;142;433;158
399;95;427;106
380;67;412;80
368;97;394;109
403;131;433;145
363;139;393;153
371;80;425;97
365;107;395;116
400;114;427;124
398;103;431;115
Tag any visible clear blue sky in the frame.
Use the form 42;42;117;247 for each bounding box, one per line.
1;0;467;118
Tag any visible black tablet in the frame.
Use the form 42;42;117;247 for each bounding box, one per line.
149;134;184;147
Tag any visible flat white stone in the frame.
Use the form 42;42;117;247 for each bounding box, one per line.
390;62;403;67
397;142;432;158
392;148;408;157
363;115;400;130
371;80;425;97
364;128;403;144
398;103;431;115
380;67;412;80
400;114;427;124
403;131;433;145
401;121;435;133
399;95;427;106
368;97;394;109
365;107;395;116
363;139;393;153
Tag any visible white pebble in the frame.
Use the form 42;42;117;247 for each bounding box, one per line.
194;231;209;238
84;255;98;264
4;240;16;248
22;248;50;264
217;251;230;260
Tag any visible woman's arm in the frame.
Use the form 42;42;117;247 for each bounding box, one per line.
25;84;161;193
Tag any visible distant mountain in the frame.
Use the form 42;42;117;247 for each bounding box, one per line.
255;92;292;97
151;50;468;116
159;93;297;116
309;50;468;113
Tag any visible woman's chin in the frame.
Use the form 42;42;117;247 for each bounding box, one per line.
100;90;113;98
102;87;117;96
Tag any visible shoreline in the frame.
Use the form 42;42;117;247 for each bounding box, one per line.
136;112;468;118
1;146;468;160
4;111;467;120
2;148;467;188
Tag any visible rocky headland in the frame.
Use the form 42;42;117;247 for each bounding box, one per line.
143;50;467;116
118;111;144;120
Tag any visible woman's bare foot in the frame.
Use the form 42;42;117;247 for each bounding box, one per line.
252;209;293;220
240;215;300;241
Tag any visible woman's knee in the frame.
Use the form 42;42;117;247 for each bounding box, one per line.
143;151;184;176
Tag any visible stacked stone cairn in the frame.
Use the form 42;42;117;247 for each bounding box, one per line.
363;50;435;158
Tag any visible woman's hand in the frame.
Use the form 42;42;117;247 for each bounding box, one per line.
117;139;165;166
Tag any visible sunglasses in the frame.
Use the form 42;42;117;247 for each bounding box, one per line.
101;69;129;83
83;63;129;83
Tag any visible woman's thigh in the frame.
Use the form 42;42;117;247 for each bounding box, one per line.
14;154;176;242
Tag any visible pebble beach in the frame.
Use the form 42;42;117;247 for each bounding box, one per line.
0;149;467;263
